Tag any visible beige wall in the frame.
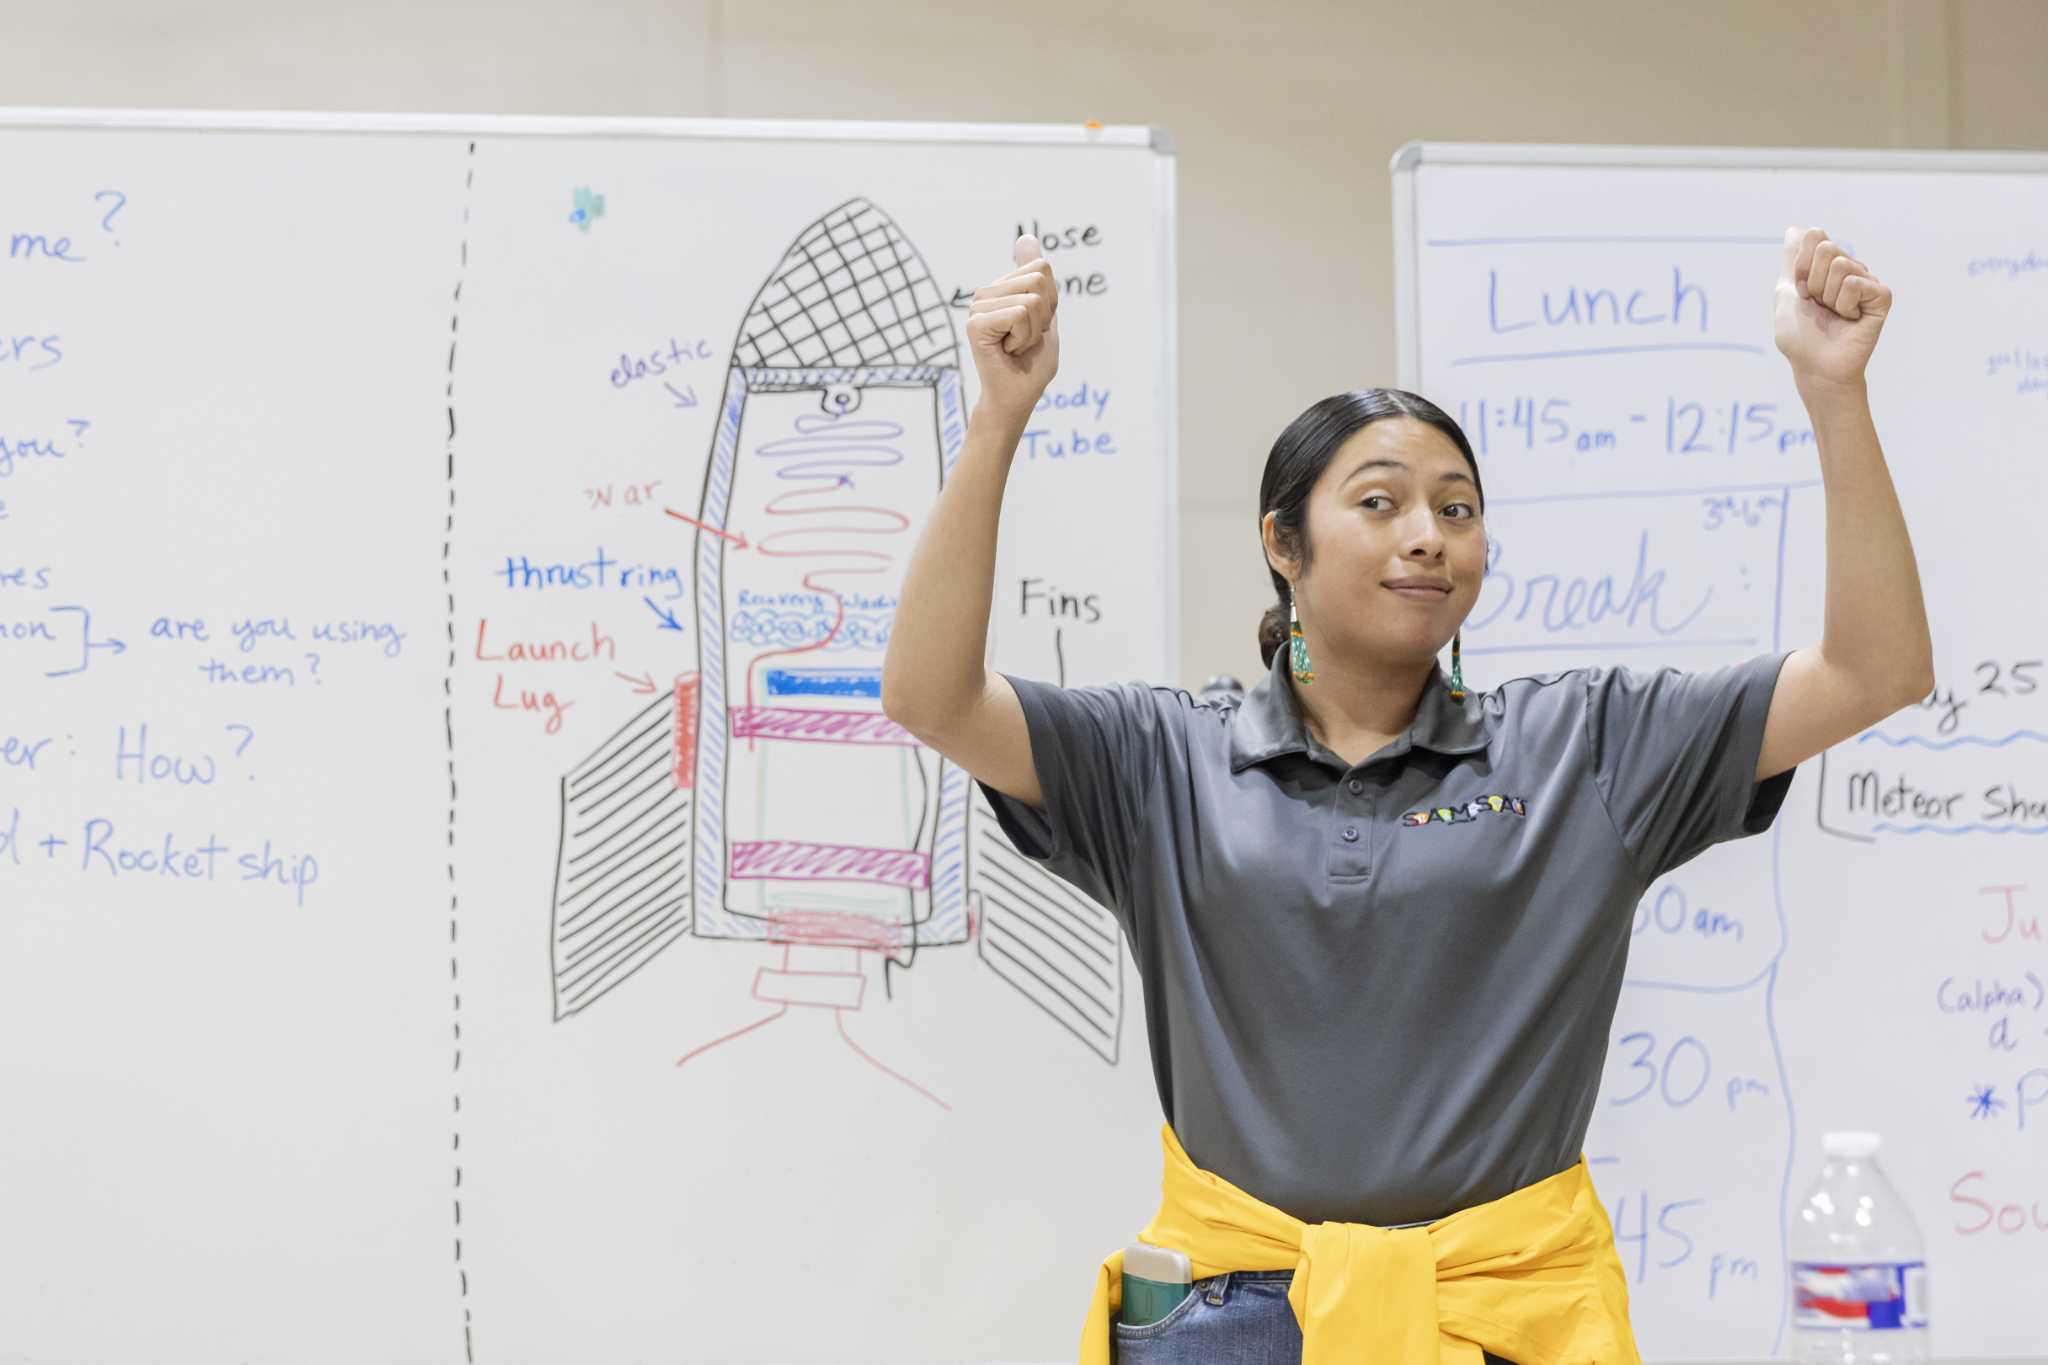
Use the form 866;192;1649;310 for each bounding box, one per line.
8;0;2043;687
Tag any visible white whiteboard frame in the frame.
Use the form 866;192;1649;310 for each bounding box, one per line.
0;106;1182;677
1389;140;2048;393
0;106;1170;147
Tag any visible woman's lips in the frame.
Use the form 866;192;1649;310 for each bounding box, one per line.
1384;582;1452;600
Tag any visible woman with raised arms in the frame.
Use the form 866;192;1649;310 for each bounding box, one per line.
881;228;1930;1364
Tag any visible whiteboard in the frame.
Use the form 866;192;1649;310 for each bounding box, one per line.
0;109;1176;1365
1394;142;2048;1361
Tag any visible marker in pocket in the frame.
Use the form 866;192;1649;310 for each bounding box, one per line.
1121;1243;1193;1327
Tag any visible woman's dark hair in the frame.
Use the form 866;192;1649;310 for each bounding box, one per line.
1255;388;1485;667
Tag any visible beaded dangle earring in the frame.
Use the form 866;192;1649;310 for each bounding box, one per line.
1448;631;1467;701
1287;587;1314;687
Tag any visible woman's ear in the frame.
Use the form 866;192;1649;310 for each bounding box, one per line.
1260;510;1299;580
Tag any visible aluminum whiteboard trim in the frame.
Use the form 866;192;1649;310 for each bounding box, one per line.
0;107;1167;149
1155;140;1183;682
1392;140;2048;174
1389;147;1422;393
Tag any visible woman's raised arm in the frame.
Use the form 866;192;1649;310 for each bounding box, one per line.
1755;225;1935;781
881;235;1061;807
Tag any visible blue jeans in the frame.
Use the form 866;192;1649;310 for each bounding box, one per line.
1111;1269;1516;1364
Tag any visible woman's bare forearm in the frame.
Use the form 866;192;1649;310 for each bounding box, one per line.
881;403;1029;729
884;233;1059;732
1803;378;1934;701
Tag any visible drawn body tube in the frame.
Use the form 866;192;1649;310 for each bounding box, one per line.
692;199;969;952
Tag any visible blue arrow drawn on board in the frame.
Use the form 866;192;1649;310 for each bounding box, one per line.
44;604;126;678
643;597;686;632
664;382;698;409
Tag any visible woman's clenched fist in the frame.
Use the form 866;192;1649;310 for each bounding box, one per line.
966;234;1061;423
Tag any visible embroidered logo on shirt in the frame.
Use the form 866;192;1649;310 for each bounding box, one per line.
1401;794;1528;828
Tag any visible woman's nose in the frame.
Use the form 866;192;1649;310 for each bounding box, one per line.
1404;515;1445;557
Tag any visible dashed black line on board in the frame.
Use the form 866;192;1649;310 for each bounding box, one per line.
445;137;477;1365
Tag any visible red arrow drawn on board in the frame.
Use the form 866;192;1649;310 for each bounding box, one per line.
663;507;749;549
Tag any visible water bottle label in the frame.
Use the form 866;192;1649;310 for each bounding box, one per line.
1791;1260;1929;1331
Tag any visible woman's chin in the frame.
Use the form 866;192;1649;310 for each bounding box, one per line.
1349;630;1455;668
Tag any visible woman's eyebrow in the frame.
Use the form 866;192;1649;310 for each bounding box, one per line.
1343;457;1473;487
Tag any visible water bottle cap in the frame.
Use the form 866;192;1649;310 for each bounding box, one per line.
1823;1130;1881;1158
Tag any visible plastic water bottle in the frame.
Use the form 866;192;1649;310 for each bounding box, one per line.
1788;1131;1930;1364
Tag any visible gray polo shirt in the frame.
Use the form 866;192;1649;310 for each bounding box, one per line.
978;645;1794;1227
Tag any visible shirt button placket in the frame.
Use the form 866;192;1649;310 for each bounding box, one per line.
1334;774;1373;878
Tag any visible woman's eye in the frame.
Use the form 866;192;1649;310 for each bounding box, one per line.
1360;495;1391;511
1442;503;1476;520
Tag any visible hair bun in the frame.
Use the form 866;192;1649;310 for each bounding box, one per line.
1256;602;1288;667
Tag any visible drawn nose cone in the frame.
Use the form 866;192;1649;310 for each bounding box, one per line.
731;198;959;371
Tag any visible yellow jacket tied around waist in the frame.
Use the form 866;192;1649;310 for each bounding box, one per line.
1081;1125;1641;1365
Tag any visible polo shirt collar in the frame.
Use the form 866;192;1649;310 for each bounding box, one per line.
1228;645;1490;772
